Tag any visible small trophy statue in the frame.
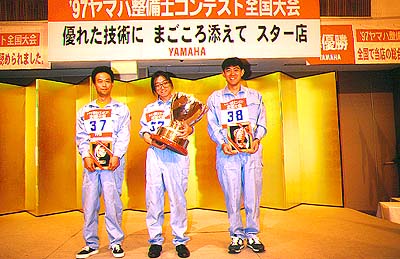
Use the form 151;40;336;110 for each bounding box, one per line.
227;122;253;153
90;141;113;170
151;92;208;156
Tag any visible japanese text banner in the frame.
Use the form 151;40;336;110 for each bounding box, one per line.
48;0;321;61
354;27;400;64
49;19;320;61
0;22;50;70
49;0;320;21
306;22;400;65
307;25;355;65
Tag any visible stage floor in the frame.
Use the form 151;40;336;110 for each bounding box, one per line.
1;205;399;259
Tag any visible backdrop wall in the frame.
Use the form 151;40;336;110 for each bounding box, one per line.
0;72;343;215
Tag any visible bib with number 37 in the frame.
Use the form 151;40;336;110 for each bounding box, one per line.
83;108;114;169
83;109;114;141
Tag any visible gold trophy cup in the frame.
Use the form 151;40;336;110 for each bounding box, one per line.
151;92;208;156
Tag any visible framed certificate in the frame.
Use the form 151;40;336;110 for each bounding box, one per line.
227;122;253;153
90;141;113;170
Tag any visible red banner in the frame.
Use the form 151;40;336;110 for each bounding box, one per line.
48;0;320;22
307;25;355;65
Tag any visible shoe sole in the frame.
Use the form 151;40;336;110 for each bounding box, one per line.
177;253;190;258
228;246;244;254
112;252;125;258
148;245;162;258
176;245;190;258
76;249;99;259
247;245;265;253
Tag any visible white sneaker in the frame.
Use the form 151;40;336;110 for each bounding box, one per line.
247;236;265;253
111;244;125;258
228;236;244;254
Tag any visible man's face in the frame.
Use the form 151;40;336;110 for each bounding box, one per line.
154;75;173;100
94;72;113;97
222;65;244;86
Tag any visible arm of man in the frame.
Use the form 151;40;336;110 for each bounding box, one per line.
249;93;267;154
109;104;131;171
207;93;237;155
76;107;96;172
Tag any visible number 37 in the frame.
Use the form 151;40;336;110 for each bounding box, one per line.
90;119;106;131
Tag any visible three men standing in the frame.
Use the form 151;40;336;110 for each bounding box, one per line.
75;58;267;258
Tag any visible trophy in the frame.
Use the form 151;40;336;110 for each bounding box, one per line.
151;92;208;156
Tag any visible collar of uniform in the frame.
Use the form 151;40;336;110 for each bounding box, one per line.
223;85;246;96
157;96;173;105
88;98;116;108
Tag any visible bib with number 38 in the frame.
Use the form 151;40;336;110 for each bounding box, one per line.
220;98;250;128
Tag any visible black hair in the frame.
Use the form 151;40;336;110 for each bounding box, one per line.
150;70;174;95
91;66;115;82
221;57;251;79
221;57;245;70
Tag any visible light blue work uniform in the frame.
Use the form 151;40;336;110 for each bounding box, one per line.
139;97;190;246
76;99;131;249
207;85;267;239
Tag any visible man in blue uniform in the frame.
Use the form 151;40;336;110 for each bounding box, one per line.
207;57;267;254
76;66;131;258
139;71;192;258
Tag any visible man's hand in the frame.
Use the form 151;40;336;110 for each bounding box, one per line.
247;138;260;154
221;143;238;155
177;122;193;139
151;140;167;150
83;157;96;172
143;132;153;145
108;156;120;171
143;132;167;150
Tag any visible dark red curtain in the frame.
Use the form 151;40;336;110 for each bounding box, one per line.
320;0;371;17
0;0;47;21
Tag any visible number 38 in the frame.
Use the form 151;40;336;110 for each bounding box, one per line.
227;110;243;122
